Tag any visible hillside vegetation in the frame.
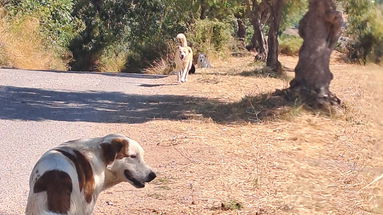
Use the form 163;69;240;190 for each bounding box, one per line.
0;0;382;72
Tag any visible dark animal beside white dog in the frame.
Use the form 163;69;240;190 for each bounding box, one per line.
25;134;156;215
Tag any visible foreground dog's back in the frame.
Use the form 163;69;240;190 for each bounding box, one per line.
26;134;156;215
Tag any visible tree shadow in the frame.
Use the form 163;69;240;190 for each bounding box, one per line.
194;91;303;123
0;86;314;124
1;68;168;79
0;86;207;123
199;67;291;79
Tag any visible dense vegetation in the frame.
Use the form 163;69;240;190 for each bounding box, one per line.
0;0;381;72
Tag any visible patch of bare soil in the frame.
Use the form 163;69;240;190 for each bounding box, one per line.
95;54;383;214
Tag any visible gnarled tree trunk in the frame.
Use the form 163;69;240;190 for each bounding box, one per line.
289;0;343;108
200;0;208;19
266;0;285;74
246;0;268;61
237;18;246;40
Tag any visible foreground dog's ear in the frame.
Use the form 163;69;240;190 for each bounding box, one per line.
100;139;129;165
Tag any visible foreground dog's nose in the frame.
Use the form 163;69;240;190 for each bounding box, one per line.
146;171;156;182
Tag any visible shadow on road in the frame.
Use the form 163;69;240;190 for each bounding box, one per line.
0;86;296;124
0;86;212;123
0;68;168;80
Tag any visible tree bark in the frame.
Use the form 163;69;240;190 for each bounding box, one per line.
246;0;268;61
266;0;285;74
200;0;208;20
288;0;343;107
237;18;246;40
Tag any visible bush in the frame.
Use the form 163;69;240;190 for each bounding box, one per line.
6;0;80;51
125;35;175;73
186;19;234;58
279;34;302;56
0;14;67;70
342;1;383;64
97;42;129;73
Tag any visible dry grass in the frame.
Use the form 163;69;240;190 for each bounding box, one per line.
93;54;382;214
98;51;128;73
0;14;67;70
144;58;173;75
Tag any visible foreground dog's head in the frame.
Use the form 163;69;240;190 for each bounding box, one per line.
177;46;192;61
100;134;156;188
176;33;188;47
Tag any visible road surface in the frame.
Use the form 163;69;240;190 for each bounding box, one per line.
0;69;166;215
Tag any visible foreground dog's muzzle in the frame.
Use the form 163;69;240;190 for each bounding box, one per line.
124;170;156;188
146;171;157;182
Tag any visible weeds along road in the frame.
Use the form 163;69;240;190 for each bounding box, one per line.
0;68;167;215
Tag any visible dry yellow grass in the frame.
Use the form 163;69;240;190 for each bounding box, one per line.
0;15;67;70
91;54;383;214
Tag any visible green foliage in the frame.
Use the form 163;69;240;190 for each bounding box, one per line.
279;34;302;56
70;0;196;71
341;0;383;64
6;0;80;49
202;0;243;20
280;0;308;33
187;19;233;56
97;42;128;72
68;0;134;70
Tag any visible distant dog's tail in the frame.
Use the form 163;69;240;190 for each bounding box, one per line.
176;33;188;47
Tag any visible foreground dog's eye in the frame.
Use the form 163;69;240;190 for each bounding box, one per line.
129;155;137;159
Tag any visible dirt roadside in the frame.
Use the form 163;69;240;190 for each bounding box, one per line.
94;55;383;215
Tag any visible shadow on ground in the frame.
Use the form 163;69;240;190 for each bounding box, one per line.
0;86;301;124
200;67;293;79
0;68;168;79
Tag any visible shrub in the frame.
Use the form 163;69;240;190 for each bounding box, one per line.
97;42;129;73
6;0;80;51
342;1;383;64
186;19;234;58
0;14;67;70
279;34;303;56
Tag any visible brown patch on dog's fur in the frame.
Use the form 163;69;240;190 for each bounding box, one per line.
55;149;95;203
100;138;129;165
33;170;72;213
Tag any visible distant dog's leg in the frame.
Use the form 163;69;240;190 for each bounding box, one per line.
183;61;192;82
182;48;193;82
178;71;183;83
175;60;182;83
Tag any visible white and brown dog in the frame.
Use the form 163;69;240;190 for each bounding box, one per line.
175;33;194;83
25;134;156;215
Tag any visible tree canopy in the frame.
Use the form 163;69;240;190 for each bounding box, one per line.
0;0;381;72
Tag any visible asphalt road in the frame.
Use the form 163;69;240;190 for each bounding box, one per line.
0;69;167;215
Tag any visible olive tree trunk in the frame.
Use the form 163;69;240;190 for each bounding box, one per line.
200;0;208;19
289;0;343;107
246;0;268;61
266;0;285;74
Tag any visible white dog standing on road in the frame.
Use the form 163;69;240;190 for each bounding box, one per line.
26;134;156;215
175;33;193;83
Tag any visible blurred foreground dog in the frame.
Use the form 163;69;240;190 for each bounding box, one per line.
26;134;156;215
